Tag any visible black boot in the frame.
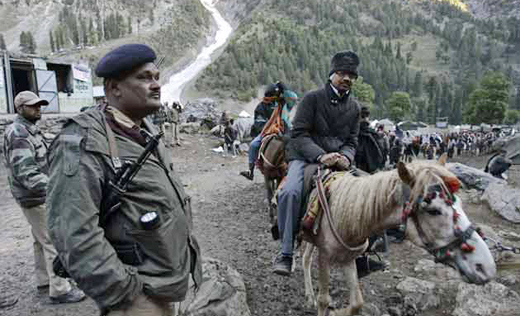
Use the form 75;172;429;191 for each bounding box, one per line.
239;163;255;181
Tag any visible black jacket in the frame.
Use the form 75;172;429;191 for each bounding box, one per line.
251;101;277;138
288;83;361;163
355;121;384;173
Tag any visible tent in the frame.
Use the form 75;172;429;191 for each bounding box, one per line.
398;121;429;131
375;118;395;131
239;110;251;118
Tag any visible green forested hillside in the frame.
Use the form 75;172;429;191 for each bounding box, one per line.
197;0;520;124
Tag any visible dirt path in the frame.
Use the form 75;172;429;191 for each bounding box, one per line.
0;134;519;316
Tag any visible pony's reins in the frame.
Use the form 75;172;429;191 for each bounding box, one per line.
316;166;369;253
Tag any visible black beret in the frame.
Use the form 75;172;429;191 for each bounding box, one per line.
330;51;360;76
95;44;157;78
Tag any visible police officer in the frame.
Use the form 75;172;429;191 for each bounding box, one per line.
3;91;85;304
47;44;202;315
169;102;182;146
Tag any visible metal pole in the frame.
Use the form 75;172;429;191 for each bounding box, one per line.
3;50;14;113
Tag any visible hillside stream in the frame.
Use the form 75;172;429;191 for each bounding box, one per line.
161;0;233;104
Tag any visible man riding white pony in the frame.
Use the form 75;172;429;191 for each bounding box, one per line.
274;51;372;275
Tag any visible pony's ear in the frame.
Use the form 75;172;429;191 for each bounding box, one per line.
438;153;448;166
397;162;415;185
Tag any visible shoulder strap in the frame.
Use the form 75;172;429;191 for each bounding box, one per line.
102;112;122;170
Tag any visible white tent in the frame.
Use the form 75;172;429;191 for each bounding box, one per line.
239;110;251;118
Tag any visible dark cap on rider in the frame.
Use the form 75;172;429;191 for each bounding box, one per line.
329;51;360;77
264;81;287;98
95;44;157;79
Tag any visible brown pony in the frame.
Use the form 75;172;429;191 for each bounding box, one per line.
257;134;286;230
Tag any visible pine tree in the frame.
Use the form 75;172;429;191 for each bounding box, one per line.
406;51;413;65
127;16;132;34
396;42;402;60
149;9;154;25
19;31;27;53
0;33;6;50
514;90;520;111
413;71;423;97
81;19;88;45
27;31;36;54
49;31;55;52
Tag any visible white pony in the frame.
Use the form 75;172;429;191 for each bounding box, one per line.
301;154;496;316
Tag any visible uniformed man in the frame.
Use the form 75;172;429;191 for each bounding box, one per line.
169;102;182;146
47;44;202;315
3;91;85;304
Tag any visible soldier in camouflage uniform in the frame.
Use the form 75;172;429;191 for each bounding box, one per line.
3;91;85;304
47;44;202;316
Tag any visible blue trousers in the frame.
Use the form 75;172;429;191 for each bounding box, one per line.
276;160;306;257
249;135;262;164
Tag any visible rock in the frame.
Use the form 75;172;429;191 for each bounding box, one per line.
465;189;481;204
180;122;202;134
492;134;520;165
412;259;461;284
413;259;435;273
497;274;518;286
447;163;506;191
477;224;502;243
362;303;381;316
210;125;223;136
387;306;402;316
498;230;520;242
481;182;520;223
403;296;418;316
452;281;520;316
434;265;461;284
179;257;251;316
181;98;222;126
396;277;439;311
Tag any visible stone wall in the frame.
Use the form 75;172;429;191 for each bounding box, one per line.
0;114;75;154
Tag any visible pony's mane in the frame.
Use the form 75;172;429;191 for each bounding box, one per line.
329;161;458;238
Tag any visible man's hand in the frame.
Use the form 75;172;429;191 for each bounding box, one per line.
319;153;342;167
336;156;351;171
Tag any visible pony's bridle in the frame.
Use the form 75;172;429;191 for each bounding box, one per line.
401;183;482;264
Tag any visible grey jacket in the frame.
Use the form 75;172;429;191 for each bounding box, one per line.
47;108;202;313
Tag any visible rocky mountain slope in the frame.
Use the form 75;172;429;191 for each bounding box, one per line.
464;0;520;19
